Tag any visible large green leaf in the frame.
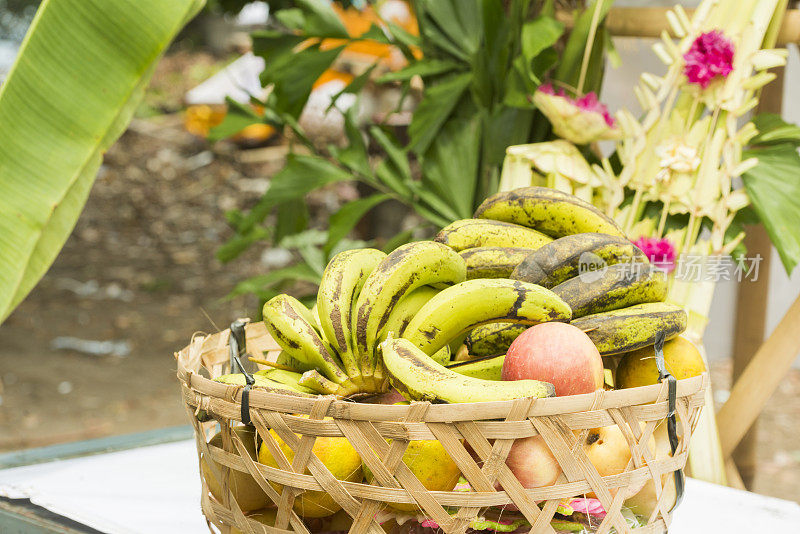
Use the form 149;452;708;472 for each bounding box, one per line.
0;0;203;323
742;144;800;274
751;113;800;146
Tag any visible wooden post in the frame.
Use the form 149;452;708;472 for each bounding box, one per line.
727;67;783;488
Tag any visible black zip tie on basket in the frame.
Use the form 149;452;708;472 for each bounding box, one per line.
654;330;684;511
229;320;254;426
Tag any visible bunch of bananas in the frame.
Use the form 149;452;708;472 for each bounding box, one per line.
226;186;686;403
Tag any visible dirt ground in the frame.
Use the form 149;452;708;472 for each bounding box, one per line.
0;50;798;504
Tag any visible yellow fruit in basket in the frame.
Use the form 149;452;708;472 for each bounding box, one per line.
616;336;706;389
230;509;277;534
257;423;363;518
625;424;677;518
202;426;269;512
583;424;655;499
362;403;461;511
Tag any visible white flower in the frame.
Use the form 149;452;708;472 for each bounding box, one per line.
655;138;701;181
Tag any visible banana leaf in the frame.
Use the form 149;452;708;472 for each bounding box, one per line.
0;0;204;323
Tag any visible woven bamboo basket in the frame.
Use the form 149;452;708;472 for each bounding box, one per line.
177;321;707;534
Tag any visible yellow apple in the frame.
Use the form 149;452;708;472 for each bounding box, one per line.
202;426;269;513
582;424;654;499
625;424;677;518
506;435;562;489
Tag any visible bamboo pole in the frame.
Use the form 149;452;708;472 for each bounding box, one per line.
556;7;800;45
718;294;800;458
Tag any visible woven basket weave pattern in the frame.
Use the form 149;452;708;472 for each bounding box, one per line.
177;323;707;534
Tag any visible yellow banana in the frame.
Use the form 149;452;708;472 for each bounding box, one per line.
460;247;536;279
512;232;648;288
379;285;440;340
216;373;316;397
255;369;317;394
435;219;552;251
353;241;466;377
381;338;554;403
402;278;572;356
317;248;387;382
475;186;626;238
263;295;350;386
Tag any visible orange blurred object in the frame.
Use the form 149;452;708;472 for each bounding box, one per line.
184;104;275;142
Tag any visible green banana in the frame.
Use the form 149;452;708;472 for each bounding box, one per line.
460;247;537;279
402;278;572;356
571;302;687;355
512;233;648;288
551;263;668;318
263;295;350;385
381;338;554;403
474;187;626;238
447;354;505;381
317;248;387;381
216;373;315;397
465;322;528;356
353;241;467;377
255;369;317;394
434;219;552;252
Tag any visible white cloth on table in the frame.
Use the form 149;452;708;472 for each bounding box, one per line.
1;438;799;533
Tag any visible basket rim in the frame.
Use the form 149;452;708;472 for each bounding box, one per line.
176;325;708;421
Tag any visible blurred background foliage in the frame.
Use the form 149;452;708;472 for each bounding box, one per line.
211;0;615;309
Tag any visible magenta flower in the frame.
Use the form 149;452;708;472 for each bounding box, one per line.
633;237;677;273
683;30;735;88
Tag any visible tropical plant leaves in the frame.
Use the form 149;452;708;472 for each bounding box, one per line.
742;143;800;274
407;72;472;154
218;154;352;262
324;194;390;255
0;0;203;323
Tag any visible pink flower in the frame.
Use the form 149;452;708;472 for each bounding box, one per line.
633;237;677;273
683;30;735;88
533;84;619;144
569;498;607;518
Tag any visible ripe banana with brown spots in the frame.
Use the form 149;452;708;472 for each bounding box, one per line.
465;322;528;356
512;233;648;288
434;219;552;251
475;186;626;238
353;241;467;378
459;247;536;279
571;302;687;355
381;337;554;403
379;285;440;340
263;294;351;386
402;278;572;356
317;248;387;382
551;263;667;318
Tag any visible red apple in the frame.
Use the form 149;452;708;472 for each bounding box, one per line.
502;322;604;396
